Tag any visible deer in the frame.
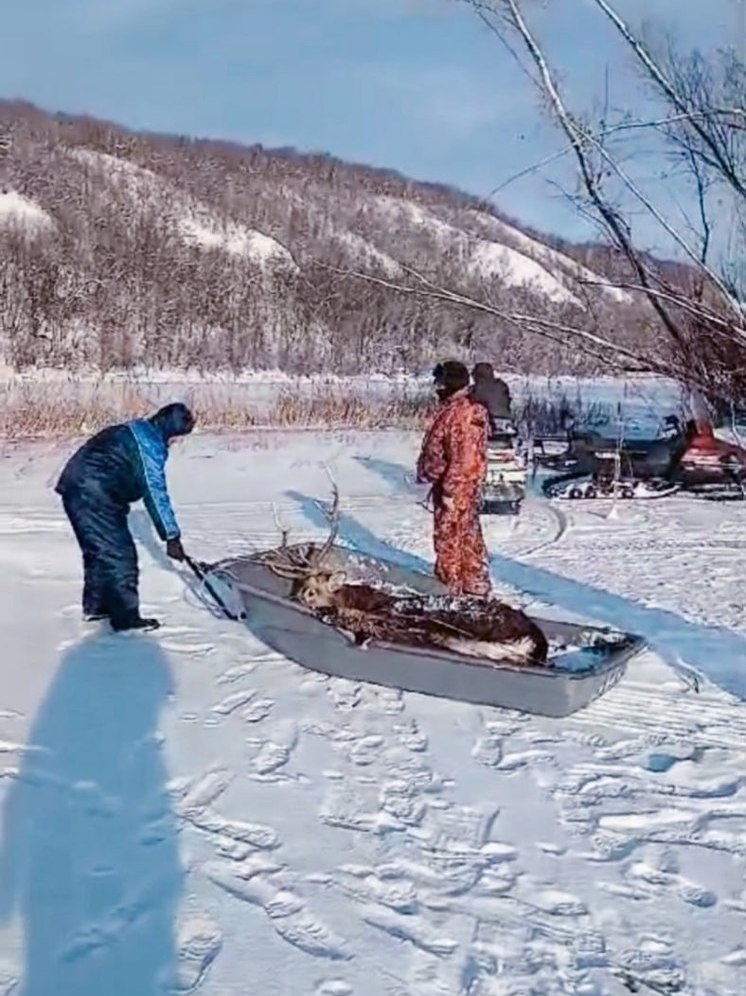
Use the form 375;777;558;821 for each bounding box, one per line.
257;483;548;667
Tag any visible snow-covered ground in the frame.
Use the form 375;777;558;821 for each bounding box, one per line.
1;430;744;996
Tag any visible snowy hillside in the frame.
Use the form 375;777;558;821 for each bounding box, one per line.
0;189;53;232
1;431;744;996
68;148;298;270
0;100;666;375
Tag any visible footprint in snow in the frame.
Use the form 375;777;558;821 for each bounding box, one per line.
418;803;497;854
314;981;353;996
336;864;418;914
0;964;19;996
162;915;223;993
495;749;557;773
370;687;405;714
319;782;382;833
379;780;428;827
249;720;299;779
394;720;428;753
242;698;275;723
177;766;234;816
471;733;503;768
536;841;567;857
722;948;746;966
614;942;687;995
347;735;386;767
361;905;458;958
210;689;256;718
531;888;589;917
185;808;281;850
216;663;256;686
476;863;519;897
622;860;718;908
204;860;352;961
326;678;362;712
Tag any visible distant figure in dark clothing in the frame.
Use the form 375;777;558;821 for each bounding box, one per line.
471;363;512;436
55;403;195;632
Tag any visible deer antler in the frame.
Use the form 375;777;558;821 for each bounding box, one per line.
272;502;291;548
261;478;341;582
310;472;340;570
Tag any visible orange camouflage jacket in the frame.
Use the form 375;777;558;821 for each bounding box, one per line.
416;389;488;499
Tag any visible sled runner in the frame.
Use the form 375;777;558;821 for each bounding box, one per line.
204;488;644;718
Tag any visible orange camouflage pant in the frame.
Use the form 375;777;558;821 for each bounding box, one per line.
432;490;490;596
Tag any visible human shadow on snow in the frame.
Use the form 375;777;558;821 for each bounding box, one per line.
0;634;182;996
288;488;746;702
352;455;415;493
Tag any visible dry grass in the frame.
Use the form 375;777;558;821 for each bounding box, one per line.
0;376;612;440
0;380;434;439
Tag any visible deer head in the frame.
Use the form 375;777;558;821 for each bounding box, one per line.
261;481;346;608
290;570;347;609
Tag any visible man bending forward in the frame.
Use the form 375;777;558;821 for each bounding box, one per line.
56;403;194;632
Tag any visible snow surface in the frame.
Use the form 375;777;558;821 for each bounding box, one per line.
377;197;582;306
1;430;745;995
467;210;633;305
0;191;53;231
178;215;295;267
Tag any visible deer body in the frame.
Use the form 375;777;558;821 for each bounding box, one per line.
261;482;548;667
291;575;548;665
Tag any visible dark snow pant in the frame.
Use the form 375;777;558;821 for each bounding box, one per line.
62;492;140;628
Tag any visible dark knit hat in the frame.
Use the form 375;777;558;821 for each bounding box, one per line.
433;360;470;396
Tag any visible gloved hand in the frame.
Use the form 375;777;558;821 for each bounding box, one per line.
439;494;455;512
166;537;186;562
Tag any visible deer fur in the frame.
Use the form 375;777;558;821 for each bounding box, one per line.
261;482;548;667
290;572;548;666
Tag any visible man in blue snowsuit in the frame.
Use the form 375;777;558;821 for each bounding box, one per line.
55;403;195;632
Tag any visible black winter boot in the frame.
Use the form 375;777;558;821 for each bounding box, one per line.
111;615;161;633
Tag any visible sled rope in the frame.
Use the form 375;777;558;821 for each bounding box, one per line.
184;555;240;621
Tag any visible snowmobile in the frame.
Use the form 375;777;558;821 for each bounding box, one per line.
480;417;527;515
541;415;746;501
675;421;746;499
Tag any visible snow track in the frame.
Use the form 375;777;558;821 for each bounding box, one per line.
1;432;744;996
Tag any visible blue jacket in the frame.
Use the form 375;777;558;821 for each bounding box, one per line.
56;404;193;542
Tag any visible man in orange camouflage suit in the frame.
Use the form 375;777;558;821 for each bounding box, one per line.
416;360;491;597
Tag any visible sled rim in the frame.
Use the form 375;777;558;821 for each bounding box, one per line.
213;565;645;679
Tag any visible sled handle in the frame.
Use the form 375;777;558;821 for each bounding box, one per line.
184;555;241;621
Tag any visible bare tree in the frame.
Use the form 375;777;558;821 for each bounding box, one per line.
456;0;746;406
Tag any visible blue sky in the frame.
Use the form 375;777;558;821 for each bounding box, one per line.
1;0;741;250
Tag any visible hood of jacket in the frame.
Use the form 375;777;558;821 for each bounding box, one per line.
149;403;195;441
